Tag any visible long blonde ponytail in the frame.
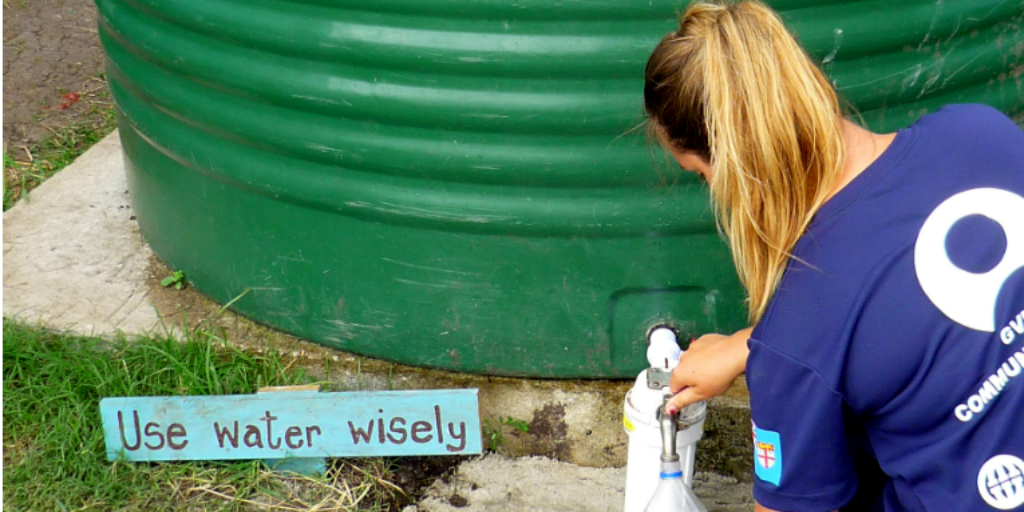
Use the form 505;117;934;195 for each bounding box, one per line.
644;0;845;324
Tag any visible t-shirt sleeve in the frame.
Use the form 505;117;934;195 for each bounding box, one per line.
747;337;858;512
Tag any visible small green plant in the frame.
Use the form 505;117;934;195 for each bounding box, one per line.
2;149;12;210
161;269;187;290
503;417;530;433
482;416;530;452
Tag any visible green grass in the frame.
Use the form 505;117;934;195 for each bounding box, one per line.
3;87;118;211
39;114;116;169
2;321;403;511
1;148;12;211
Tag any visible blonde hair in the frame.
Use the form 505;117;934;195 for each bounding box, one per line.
644;0;845;324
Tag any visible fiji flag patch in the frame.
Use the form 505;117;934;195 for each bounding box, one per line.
752;423;782;486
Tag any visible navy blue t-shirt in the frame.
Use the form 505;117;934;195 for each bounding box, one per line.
747;104;1024;512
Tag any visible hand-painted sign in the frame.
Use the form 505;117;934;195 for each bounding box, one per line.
99;389;481;461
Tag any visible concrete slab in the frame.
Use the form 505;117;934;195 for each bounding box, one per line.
416;455;752;512
3;131;163;337
2;131;755;510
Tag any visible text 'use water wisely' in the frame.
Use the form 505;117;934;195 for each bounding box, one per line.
99;389;481;461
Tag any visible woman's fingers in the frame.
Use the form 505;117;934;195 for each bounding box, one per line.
665;387;705;415
665;328;754;414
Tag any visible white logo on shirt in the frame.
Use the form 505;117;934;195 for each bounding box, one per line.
915;188;1024;332
953;346;1024;422
978;455;1024;509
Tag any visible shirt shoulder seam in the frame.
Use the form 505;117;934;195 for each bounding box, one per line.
749;336;849;402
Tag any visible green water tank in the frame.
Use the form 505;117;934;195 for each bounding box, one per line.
96;0;1023;378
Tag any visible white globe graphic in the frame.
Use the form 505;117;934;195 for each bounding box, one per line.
978;455;1024;510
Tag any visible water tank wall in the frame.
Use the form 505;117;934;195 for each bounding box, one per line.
96;0;1023;377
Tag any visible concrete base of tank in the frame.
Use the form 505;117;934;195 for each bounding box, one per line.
2;130;752;479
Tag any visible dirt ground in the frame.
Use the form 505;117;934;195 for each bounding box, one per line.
3;0;109;151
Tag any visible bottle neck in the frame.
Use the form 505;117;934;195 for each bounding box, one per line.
659;459;683;479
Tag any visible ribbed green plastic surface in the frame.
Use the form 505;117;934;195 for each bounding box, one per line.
97;0;1024;377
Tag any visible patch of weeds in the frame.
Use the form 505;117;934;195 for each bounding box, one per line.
1;320;405;511
481;416;530;452
161;269;187;290
3;149;37;208
1;148;13;211
330;458;406;510
182;460;394;511
48;112;115;154
3;85;118;211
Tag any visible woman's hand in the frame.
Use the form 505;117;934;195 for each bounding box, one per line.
665;327;753;415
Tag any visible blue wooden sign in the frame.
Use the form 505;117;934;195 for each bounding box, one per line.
99;388;481;462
